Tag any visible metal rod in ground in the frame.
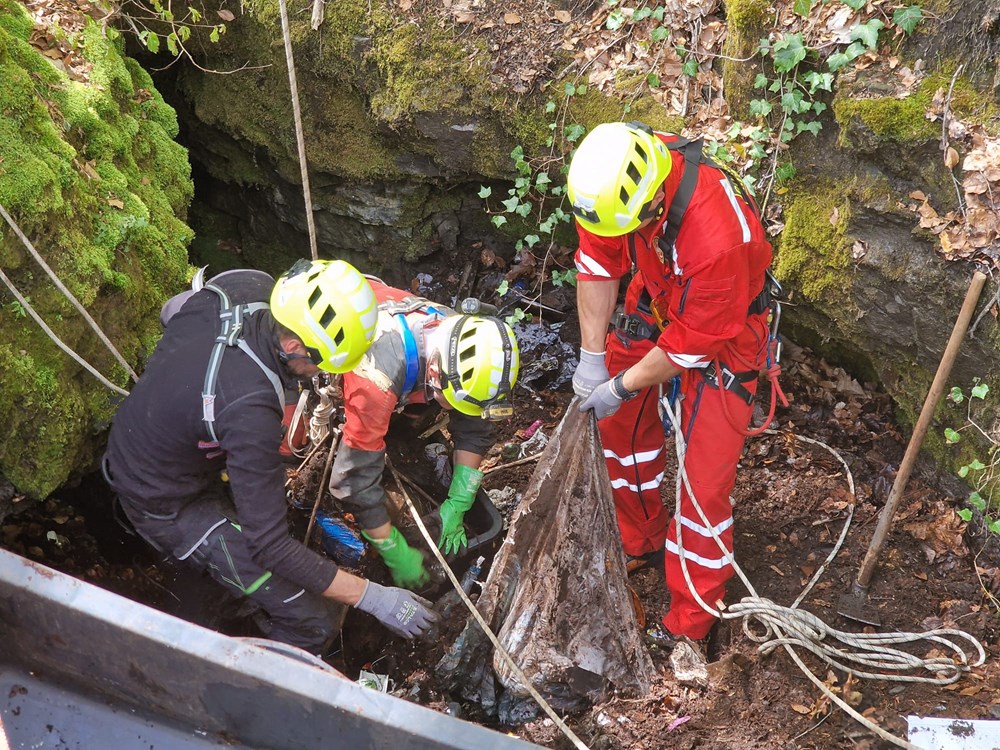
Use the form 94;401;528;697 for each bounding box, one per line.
304;430;340;544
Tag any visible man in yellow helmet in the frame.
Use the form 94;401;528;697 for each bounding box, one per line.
103;260;439;654
328;279;520;589
567;122;778;644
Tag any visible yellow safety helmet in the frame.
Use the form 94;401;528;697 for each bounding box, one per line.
435;315;520;419
270;259;378;374
567;121;672;237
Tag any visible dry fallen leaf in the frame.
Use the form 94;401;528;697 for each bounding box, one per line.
790;704;812;715
217;9;235;22
944;146;960;169
504;12;521;24
453;10;474;22
908;190;927;201
829;207;839;226
399;0;412;9
554;9;571;23
107;197;125;209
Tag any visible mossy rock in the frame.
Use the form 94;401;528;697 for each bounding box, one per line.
0;1;193;499
721;0;770;119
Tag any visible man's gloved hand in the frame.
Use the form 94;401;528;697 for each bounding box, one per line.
354;580;439;639
438;464;483;555
572;348;610;398
579;378;623;421
363;526;429;589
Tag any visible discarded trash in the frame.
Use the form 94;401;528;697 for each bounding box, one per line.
461;556;485;594
517;429;548;458
907;716;1000;749
315;512;366;567
520;419;544;439
486;486;519;515
667;715;691;732
357;669;391;693
511;322;576;391
425;443;452;486
670;640;708;688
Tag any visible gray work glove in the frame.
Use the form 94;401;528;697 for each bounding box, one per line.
579;378;623;421
572;348;610;398
355;580;439;639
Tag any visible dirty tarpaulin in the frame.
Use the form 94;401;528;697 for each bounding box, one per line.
436;401;654;724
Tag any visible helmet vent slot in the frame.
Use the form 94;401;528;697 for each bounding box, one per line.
320;305;336;328
619;185;630;204
626;162;641;185
333;328;345;346
633;142;648;164
308;288;322;308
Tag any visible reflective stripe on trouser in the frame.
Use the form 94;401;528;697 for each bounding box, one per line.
662;372;756;640
599;334;670;557
119;494;336;654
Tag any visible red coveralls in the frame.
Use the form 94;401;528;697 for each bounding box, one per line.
574;134;773;639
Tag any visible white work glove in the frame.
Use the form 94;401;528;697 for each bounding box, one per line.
579;379;623;421
355;580;439;639
572;348;610;398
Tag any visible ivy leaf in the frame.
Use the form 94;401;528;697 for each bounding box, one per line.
633;7;652;21
650;25;670;42
477;185;492;199
793;0;813;16
970;459;987;471
893;5;922;35
850;18;884;50
682;58;699;77
827;51;850;72
753;73;769;89
989;518;1000;535
841;0;865;9
545;100;556;114
652;6;665;21
564;123;587;142
772;33;807;73
957;508;973;522
491;215;507;229
812;101;828;115
515;202;532;217
647;72;661;87
944;427;962;444
781;89;804;114
969;492;987;511
844;40;867;60
949;386;965;403
524;234;540;248
971;383;989;399
606;9;626;30
501;197;519;212
496;279;510;296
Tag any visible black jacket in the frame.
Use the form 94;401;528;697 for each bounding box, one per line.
104;270;338;594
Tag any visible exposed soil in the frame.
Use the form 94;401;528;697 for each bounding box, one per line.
3;247;999;749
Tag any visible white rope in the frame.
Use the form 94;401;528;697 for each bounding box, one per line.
0;265;129;397
276;0;319;261
0;203;139;383
664;402;985;749
384;457;592;750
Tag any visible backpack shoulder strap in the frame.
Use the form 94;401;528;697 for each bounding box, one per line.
658;138;703;258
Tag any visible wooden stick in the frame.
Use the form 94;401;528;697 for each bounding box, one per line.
304;430;341;544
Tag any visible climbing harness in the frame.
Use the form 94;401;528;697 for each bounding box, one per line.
657;376;681;437
201;283;284;444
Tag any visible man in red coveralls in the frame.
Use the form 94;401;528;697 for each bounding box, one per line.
567;121;775;642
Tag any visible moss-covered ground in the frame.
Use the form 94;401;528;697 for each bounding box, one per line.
0;0;192;497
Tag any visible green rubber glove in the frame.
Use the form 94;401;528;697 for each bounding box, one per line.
438;464;483;556
363;526;429;590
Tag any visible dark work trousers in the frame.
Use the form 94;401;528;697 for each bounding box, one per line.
118;491;337;654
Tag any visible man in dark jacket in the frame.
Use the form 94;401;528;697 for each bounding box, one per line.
103;260;438;654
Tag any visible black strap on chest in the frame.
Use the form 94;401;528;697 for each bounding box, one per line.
201;284;284;443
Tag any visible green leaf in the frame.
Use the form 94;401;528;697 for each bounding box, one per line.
944;427;962;444
478;185;492;199
650;25;669;42
781;89;804;114
812;101;827;115
968;492;987;511
511;145;524;161
753;73;769;89
209;26;220;43
545;100;556;114
892;5;922;35
971;383;990;399
189;6;202;22
958;465;970;477
957;508;973;522
146;31;161;53
491;215;508;228
577;85;587;95
803;71;834;93
775;162;796;182
524;234;540;248
652;6;665;21
177;24;191;43
793;0;813;16
633;7;652;21
515;202;532;218
166;32;179;55
772;33;807;73
768;78;782;93
682;58;699;77
606;9;626;30
798;121;822;136
564;123;587;143
949;387;965;403
989;519;1000;535
501;197;519;212
827;52;850;72
841;0;865;9
969;459;987;471
850;18;884;49
647;72;661;87
844;40;866;60
496;279;509;296
749;98;773;116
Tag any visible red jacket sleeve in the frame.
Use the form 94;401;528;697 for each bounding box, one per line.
574;226;632;282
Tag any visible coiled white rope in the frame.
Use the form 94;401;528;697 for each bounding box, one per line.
664;400;985;749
